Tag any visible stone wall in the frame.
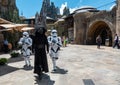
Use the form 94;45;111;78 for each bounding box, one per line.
74;12;93;44
73;7;116;45
116;0;120;36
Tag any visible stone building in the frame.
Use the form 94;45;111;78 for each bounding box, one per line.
73;6;116;46
52;1;118;46
0;18;28;51
116;0;120;36
23;16;56;31
64;14;74;43
55;6;115;45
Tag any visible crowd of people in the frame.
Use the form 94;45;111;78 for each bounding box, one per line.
96;33;120;49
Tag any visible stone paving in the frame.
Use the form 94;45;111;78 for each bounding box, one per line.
0;44;120;85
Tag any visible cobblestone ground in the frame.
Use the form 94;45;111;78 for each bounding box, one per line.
0;44;120;85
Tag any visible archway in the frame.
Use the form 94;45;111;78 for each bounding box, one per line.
87;21;112;46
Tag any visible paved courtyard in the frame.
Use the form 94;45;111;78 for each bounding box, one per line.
0;44;120;85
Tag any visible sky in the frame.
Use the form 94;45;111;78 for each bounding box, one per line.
16;0;116;18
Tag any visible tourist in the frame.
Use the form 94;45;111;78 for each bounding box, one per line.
96;35;102;49
113;33;119;49
63;36;67;47
3;39;9;53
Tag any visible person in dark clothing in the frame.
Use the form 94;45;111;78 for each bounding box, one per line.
33;27;49;79
113;33;119;49
3;39;9;53
96;35;102;49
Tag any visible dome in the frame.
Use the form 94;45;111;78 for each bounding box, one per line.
79;6;96;10
74;6;98;13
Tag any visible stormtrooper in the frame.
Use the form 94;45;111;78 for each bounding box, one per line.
18;32;32;67
48;29;62;71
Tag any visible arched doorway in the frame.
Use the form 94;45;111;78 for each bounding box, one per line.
87;21;112;46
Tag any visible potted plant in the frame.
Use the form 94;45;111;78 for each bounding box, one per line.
10;51;20;58
0;58;8;65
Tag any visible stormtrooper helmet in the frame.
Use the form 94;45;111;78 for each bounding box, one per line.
51;29;57;37
23;32;29;38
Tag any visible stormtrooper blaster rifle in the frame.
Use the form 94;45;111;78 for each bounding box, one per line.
51;39;61;47
57;43;61;47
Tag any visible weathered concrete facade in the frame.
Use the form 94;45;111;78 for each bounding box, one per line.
64;14;74;43
73;6;116;46
116;0;120;36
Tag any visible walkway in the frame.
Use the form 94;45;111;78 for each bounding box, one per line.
0;45;120;85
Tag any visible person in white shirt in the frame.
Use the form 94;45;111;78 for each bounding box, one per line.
113;34;119;49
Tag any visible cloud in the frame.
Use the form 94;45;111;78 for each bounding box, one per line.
109;4;116;10
60;0;83;15
60;2;78;15
60;2;67;15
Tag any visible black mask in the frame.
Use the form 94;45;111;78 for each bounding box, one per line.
36;27;44;34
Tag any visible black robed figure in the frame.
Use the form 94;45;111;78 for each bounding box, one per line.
33;0;49;77
33;27;49;77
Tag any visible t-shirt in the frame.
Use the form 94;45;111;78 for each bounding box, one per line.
4;40;8;45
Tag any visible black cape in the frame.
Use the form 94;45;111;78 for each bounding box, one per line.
33;32;49;74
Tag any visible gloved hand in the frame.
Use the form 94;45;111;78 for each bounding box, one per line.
47;50;49;54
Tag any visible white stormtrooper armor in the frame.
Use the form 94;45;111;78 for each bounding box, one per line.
18;32;32;67
48;29;62;71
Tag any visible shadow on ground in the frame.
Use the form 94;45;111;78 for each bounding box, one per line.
21;65;34;71
83;79;95;85
7;56;24;63
0;65;19;76
34;74;55;85
51;66;68;74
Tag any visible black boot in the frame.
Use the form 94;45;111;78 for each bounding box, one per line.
37;72;42;80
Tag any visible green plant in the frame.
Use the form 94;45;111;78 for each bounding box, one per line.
0;58;8;65
10;51;20;58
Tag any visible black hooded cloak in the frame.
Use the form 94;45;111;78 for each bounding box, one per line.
33;28;49;75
